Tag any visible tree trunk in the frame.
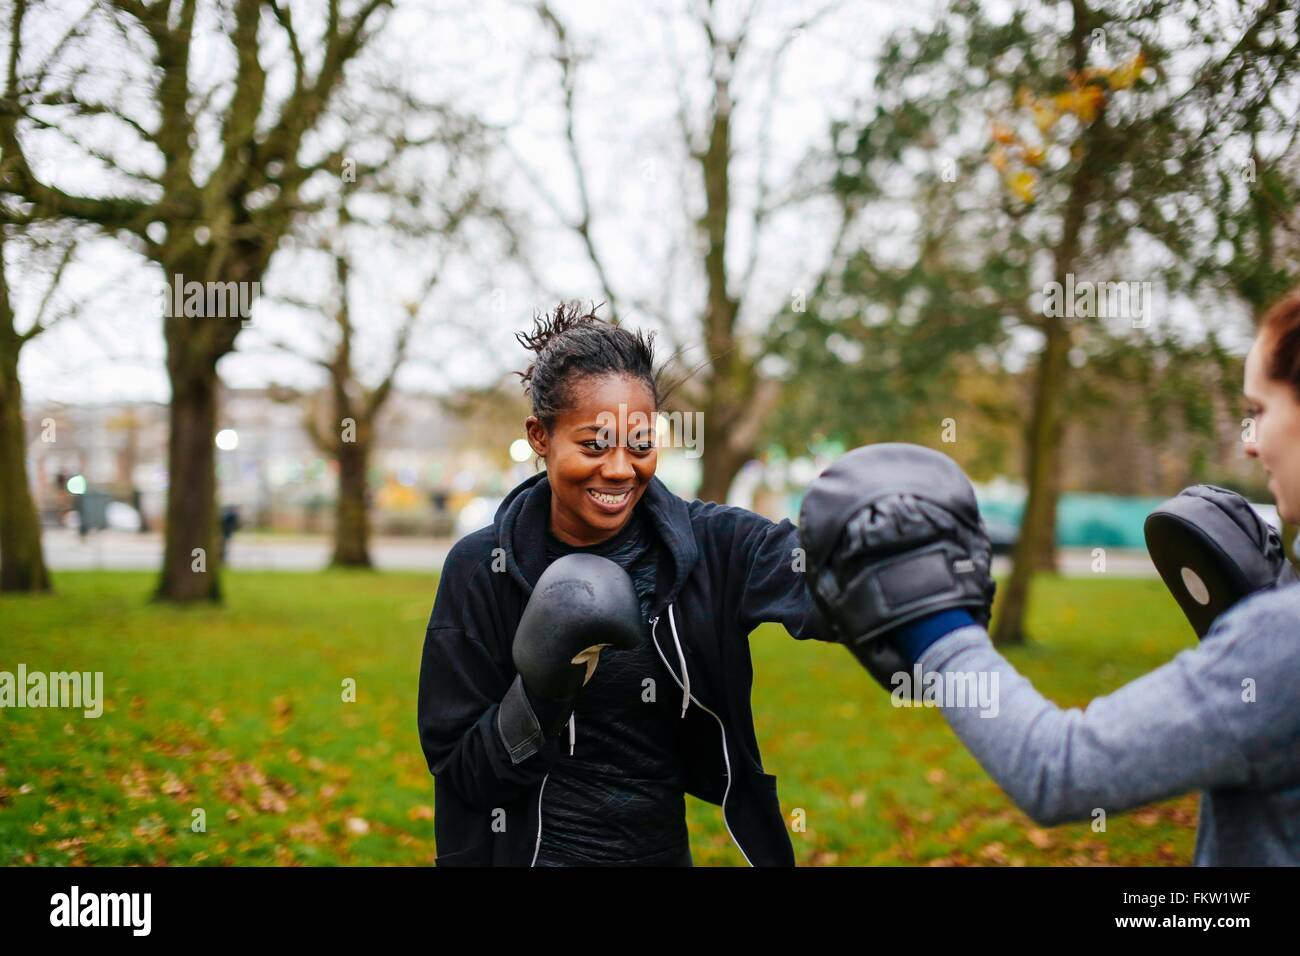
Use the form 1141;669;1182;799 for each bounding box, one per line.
155;358;221;602
992;312;1070;645
1033;423;1064;572
331;439;372;568
992;1;1101;644
695;413;750;504
694;62;750;507
694;374;781;504
0;346;51;593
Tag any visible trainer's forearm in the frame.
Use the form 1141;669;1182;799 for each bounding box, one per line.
917;626;1252;826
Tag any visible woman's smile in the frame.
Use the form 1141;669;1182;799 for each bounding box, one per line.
587;487;634;513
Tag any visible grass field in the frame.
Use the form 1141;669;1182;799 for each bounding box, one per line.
0;571;1200;866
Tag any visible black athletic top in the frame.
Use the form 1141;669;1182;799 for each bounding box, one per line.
533;506;692;865
422;471;828;866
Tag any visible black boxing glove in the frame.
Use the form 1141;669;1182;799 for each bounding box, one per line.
799;443;995;694
496;553;641;764
1144;484;1286;639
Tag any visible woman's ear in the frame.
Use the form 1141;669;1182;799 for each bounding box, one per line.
525;416;549;459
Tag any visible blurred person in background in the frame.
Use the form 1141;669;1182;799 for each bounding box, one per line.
220;505;241;563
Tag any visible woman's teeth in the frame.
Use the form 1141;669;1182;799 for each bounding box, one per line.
588;489;630;505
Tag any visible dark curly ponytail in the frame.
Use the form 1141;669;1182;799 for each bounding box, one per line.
516;302;663;430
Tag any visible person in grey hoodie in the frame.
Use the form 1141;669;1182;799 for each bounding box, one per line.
801;290;1300;866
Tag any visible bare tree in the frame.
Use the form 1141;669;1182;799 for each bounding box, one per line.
252;87;508;566
1;0;398;601
0;228;79;592
267;231;449;568
520;0;857;502
301;248;424;568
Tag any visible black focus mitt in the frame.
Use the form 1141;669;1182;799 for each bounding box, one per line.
1143;485;1285;639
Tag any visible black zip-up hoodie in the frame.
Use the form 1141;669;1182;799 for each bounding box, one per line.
417;470;833;865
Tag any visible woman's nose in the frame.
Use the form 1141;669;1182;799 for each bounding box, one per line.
603;447;636;479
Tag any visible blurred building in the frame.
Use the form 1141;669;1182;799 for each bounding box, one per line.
22;385;539;536
21;365;1262;541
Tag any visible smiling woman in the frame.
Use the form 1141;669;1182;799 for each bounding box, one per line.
515;303;662;545
417;302;837;867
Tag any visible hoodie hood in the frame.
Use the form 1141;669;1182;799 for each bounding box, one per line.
492;470;700;618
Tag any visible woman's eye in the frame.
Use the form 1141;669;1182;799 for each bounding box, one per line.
582;439;652;452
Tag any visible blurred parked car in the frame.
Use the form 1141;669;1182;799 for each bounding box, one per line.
984;516;1019;556
106;501;144;532
62;498;142;533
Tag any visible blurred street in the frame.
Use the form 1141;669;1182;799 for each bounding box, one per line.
39;528;1160;577
40;529;454;573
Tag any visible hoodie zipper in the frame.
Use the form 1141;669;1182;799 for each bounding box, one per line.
529;607;754;868
530;773;549;867
650;608;754;867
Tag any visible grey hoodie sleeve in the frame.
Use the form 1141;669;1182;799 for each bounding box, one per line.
914;585;1300;826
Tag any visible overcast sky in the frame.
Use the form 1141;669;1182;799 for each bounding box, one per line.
7;0;1264;408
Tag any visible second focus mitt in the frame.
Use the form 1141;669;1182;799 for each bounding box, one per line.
1143;484;1285;639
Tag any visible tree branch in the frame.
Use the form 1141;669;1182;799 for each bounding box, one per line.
533;0;622;320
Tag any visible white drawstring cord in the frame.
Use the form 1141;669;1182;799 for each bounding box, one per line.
668;604;690;718
568;713;576;755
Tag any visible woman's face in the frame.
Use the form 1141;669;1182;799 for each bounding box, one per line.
526;373;658;546
1244;332;1300;523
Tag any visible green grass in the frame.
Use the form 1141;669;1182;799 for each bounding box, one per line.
0;571;1199;866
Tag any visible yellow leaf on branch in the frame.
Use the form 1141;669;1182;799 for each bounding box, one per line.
1007;170;1037;203
1032;101;1060;134
1054;84;1105;124
1105;51;1146;91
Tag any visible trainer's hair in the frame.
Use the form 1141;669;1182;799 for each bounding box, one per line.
1260;290;1300;402
515;302;664;430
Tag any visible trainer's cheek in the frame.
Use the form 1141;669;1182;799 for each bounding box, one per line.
1285;467;1300;524
1282;417;1300;518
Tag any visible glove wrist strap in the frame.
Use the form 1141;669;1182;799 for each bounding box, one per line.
497;674;546;765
